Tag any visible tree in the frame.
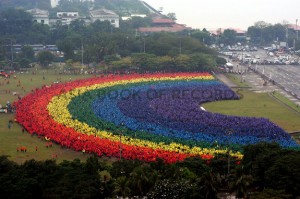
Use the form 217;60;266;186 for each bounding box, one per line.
128;164;158;196
253;189;292;199
120;17;152;30
17;46;35;65
229;165;253;198
192;30;214;45
242;143;282;191
192;171;219;199
112;176;131;197
147;179;193;199
265;151;300;198
0;8;33;36
247;26;263;45
248;21;280;45
254;21;271;29
174;54;190;71
57;40;75;61
167;13;177;21
219;29;237;45
36;51;55;67
18;58;31;68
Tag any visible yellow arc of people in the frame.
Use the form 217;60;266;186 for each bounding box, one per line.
47;75;243;159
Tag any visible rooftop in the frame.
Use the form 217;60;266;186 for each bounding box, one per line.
288;24;300;31
209;28;246;35
90;9;118;17
27;9;49;16
138;24;191;33
152;18;175;24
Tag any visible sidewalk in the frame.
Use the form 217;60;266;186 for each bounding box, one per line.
214;73;237;87
215;71;300;106
243;69;300;107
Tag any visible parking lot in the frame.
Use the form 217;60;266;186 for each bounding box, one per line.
220;48;300;106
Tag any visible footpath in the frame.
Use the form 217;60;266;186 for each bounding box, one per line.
214;71;300;135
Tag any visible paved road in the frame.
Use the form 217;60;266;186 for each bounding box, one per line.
222;49;300;106
214;73;237;87
252;64;300;98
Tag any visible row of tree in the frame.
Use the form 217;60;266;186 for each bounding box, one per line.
247;21;300;48
0;142;299;198
0;8;221;70
108;53;224;72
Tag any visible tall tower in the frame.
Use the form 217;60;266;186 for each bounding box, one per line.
50;0;59;8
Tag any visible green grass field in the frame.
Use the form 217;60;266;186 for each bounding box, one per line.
0;68;116;164
271;91;300;113
225;73;250;87
203;89;300;132
0;69;299;163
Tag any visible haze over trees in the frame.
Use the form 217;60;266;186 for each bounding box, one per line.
0;6;222;71
0;143;299;198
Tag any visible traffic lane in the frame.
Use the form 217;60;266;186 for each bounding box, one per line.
254;64;300;96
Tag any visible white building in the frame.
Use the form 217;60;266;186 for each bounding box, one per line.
50;12;80;26
50;0;59;8
90;9;119;28
51;0;94;8
57;12;79;18
122;14;147;20
26;9;49;25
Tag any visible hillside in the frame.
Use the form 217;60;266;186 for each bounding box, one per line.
0;0;153;17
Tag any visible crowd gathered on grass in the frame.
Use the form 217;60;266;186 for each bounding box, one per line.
12;72;299;164
0;71;298;198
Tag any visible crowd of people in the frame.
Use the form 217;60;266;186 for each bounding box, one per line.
13;72;299;163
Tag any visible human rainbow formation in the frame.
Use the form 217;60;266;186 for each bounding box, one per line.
14;73;299;163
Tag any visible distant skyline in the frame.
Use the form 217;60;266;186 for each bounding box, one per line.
143;0;300;31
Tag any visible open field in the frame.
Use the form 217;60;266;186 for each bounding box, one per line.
0;68;118;164
0;68;299;163
271;91;300;113
203;89;300;132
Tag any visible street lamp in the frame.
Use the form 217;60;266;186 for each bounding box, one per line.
119;122;124;160
226;130;232;178
179;36;182;54
143;37;146;53
296;19;298;41
10;39;14;67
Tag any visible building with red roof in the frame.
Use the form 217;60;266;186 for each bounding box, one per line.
138;17;191;33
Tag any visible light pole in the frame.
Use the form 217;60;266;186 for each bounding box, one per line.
119;132;122;160
81;39;84;68
143;37;145;53
179;36;182;54
297;19;298;41
10;39;14;68
226;131;232;179
119;122;124;160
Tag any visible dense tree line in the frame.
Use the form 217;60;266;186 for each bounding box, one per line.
247;21;300;48
0;142;299;198
0;8;221;71
108;52;221;72
0;0;51;11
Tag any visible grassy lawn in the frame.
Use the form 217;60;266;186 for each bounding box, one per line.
0;68;93;105
271;91;300;113
0;68;299;163
225;73;250;87
0;67;118;164
203;89;300;132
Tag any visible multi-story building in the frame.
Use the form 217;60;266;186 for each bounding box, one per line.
50;12;80;26
26;7;119;28
51;0;94;8
26;9;50;25
138;17;191;34
89;9;119;28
